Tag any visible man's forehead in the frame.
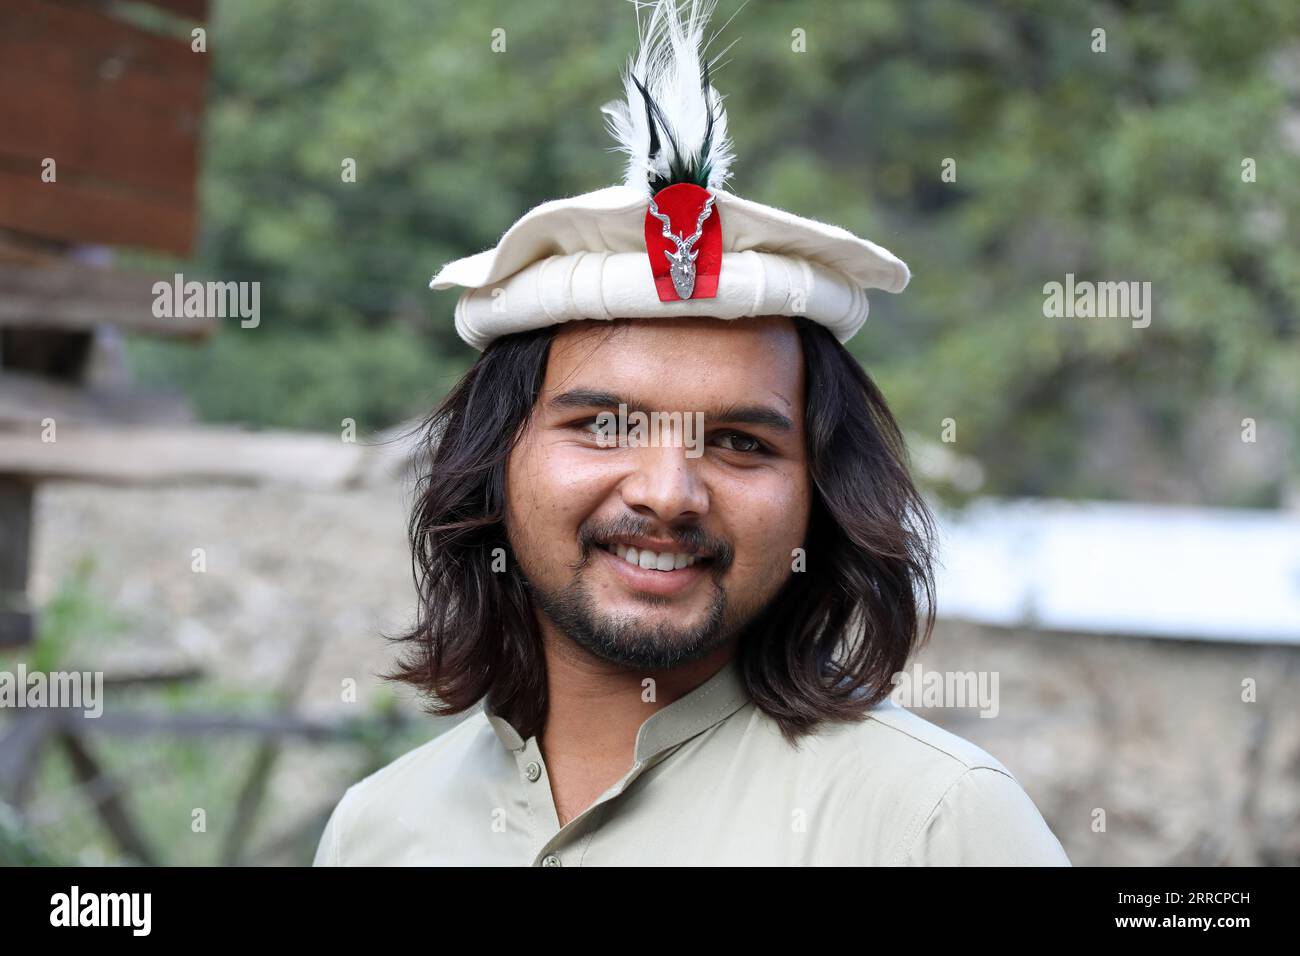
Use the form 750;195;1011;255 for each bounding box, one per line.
541;316;804;411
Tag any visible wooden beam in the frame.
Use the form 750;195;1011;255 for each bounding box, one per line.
49;709;413;742
0;371;196;427
0;262;216;339
220;636;321;865
0;231;71;267
58;731;160;866
0;477;34;648
0;425;369;489
0;716;56;805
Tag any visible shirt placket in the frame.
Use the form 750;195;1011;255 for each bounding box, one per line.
515;740;664;867
490;655;749;866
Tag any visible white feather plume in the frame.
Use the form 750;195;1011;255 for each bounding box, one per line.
600;0;737;195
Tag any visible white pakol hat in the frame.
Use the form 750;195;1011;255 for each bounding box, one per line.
430;0;910;352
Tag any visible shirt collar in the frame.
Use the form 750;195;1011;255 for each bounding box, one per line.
485;654;749;763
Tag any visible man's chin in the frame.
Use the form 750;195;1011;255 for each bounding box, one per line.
566;625;728;671
517;546;791;669
597;599;713;629
534;582;731;670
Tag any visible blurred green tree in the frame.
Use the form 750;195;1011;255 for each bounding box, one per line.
132;0;1300;504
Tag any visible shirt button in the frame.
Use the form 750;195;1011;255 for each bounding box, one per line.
541;854;562;867
524;761;542;782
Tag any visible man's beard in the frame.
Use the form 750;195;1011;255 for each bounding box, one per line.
519;513;764;670
531;568;732;670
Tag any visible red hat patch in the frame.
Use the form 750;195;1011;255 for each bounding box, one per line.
644;183;722;302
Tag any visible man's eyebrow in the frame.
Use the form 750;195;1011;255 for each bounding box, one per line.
547;389;795;432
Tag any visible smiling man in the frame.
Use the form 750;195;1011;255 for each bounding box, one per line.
313;0;1068;867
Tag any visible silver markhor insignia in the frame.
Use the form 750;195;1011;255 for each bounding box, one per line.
647;193;716;299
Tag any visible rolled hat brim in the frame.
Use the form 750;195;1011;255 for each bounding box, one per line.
430;185;909;351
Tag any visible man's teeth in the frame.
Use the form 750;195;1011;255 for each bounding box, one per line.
610;543;698;571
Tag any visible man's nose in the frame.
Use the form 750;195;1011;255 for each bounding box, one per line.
618;442;709;524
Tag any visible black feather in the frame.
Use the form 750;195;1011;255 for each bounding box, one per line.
632;70;711;192
699;58;716;186
631;73;661;168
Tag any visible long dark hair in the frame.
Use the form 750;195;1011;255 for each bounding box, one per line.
385;317;936;745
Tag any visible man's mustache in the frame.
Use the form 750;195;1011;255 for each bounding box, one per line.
572;513;735;574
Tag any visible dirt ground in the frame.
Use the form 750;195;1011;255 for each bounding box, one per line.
24;481;1300;866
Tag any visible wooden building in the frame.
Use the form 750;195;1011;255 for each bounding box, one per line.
0;0;212;647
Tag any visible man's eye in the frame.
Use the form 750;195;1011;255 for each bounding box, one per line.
578;416;618;443
571;414;611;433
715;431;764;453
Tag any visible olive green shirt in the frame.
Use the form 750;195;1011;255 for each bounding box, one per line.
313;656;1070;866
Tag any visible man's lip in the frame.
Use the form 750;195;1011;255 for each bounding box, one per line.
599;535;712;558
594;543;710;596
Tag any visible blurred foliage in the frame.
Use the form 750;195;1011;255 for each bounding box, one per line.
0;556;437;865
129;0;1300;503
0;800;63;866
131;321;462;432
0;556;124;674
19;715;434;866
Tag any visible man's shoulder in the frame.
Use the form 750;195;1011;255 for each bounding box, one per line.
349;707;495;799
749;699;1069;865
313;706;511;865
781;696;1015;783
854;697;1015;776
323;708;497;845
